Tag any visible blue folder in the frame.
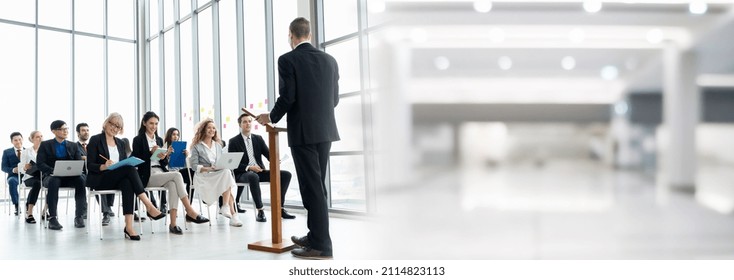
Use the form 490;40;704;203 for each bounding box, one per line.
169;141;188;168
107;156;144;171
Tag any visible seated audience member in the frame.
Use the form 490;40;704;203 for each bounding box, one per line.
19;131;43;223
2;132;24;215
85;113;165;240
189;118;242;227
131;111;209;235
36;121;87;230
228;114;295;222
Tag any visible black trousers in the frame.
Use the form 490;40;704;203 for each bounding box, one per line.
234;170;291;209
43;175;87;217
290;142;332;253
24;177;42;206
92;166;146;215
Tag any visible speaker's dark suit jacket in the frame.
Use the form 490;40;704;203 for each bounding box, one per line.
270;43;340;147
229;133;268;176
36;139;83;178
131;134;169;187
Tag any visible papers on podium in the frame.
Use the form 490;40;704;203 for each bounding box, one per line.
107;156;144;171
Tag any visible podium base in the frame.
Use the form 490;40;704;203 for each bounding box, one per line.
248;239;297;253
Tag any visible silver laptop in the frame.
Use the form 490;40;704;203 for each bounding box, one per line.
52;160;85;177
215;152;244;170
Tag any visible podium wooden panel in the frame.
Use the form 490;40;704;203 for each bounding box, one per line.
242;108;296;253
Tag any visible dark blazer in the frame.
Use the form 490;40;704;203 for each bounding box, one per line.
228;133;269;176
85;133;128;188
36;139;83;178
131;134;169;187
77;142;88;157
2;147;23;176
270;43;340;147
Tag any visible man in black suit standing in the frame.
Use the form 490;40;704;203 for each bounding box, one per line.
228;113;295;222
37;120;87;230
256;17;339;260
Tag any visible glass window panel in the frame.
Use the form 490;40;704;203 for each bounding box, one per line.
74;0;103;34
325;38;361;94
272;0;298;94
74;36;105;135
164;0;174;27
149;0;159;36
108;0;134;39
107;41;136;140
244;0;267;118
38;30;72;132
323;0;358;41
332;96;364;152
198;8;214;122
180;20;195;141
180;0;192;19
219;0;239;140
39;0;71;29
0;0;35;24
0;24;35;138
150;38;162;116
368;1;388;27
330;155;366;212
165;31;178;135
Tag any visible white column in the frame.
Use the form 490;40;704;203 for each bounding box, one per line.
661;44;699;190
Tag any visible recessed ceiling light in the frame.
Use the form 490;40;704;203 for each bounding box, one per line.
646;28;663;44
614;101;629;115
583;0;602;13
434;56;450;70
689;2;708;15
474;0;493;13
601;66;619;80
489;27;505;43
561;56;576;70
498;56;512;70
569;28;585;43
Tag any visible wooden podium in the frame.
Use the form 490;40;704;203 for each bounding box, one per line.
242;108;296;253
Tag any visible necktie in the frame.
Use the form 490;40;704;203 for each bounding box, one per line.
82;143;87;152
16;149;21;160
245;137;257;167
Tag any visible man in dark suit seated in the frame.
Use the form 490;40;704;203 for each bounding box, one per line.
36;120;87;230
2;132;25;215
228;114;294;222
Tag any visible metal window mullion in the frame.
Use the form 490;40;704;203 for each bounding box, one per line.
236;0;246;112
357;0;375;213
212;0;222;129
34;0;39;130
264;0;275;110
71;0;76;140
135;0;141;121
104;0;109;117
174;0;182;130
144;0;151;113
191;0;200;123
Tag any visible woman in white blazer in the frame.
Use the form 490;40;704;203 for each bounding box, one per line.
18;130;43;223
189;118;242;227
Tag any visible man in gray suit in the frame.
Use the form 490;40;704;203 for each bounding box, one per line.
257;17;339;260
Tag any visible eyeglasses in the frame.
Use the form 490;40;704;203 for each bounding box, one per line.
54;127;69;132
109;123;122;130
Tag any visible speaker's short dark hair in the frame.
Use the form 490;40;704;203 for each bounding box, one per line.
289;17;310;39
76;123;89;133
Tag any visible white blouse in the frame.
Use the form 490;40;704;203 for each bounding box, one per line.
147;134;161;167
109;145;121;162
19;148;38;181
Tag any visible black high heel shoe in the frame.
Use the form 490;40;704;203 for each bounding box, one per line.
185;213;210;224
146;211;166;221
124;228;141;241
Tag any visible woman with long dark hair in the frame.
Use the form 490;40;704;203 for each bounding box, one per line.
131;112;209;235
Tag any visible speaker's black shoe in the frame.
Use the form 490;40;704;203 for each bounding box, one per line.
291;247;333;260
281;209;296;219
256;209;266;222
291;235;310;248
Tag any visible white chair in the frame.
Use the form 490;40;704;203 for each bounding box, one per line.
185;165;213;229
141;185;167;234
37;172;78;229
234;173;271;220
86;187;122;240
3;173;9;215
16;163;36;219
